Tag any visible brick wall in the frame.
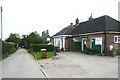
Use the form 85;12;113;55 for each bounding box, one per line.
87;34;105;52
65;33;120;53
106;33;120;50
86;33;120;52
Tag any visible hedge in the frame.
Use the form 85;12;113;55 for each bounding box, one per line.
30;44;54;52
2;41;17;59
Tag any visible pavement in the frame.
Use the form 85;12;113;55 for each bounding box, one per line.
1;49;46;78
39;52;118;78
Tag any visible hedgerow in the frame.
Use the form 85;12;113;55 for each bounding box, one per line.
2;41;17;59
30;44;54;52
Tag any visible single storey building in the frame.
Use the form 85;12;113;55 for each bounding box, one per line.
53;15;120;55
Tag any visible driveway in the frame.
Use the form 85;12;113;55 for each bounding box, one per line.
1;49;46;78
38;52;118;78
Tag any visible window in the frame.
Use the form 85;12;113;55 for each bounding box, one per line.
114;36;120;43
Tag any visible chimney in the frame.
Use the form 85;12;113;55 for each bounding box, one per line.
75;18;79;25
70;23;73;26
42;31;44;37
46;30;49;34
89;13;93;20
69;23;74;28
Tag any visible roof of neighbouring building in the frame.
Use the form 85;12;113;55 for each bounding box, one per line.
53;15;120;37
72;15;120;35
53;23;74;36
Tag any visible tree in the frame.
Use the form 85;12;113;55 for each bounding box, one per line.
6;33;21;45
19;31;44;49
27;31;44;44
19;35;28;48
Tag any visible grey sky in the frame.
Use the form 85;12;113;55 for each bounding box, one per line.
1;0;120;40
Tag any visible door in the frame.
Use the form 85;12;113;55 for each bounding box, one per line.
82;38;87;52
91;38;102;53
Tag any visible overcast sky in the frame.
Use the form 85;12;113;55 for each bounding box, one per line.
0;0;120;40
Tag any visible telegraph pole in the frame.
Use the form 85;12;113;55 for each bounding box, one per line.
0;6;2;40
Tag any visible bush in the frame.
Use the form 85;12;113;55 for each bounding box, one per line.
27;49;33;53
2;41;17;59
30;44;54;52
2;42;17;54
111;49;120;57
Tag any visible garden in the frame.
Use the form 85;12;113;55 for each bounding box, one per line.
33;52;54;60
28;44;56;60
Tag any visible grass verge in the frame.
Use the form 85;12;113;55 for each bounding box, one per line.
33;52;54;60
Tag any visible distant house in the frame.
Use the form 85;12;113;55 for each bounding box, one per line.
42;30;50;42
53;15;120;55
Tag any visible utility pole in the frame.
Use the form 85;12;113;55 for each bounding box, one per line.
0;6;2;40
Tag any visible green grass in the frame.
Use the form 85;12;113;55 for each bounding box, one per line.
33;52;54;60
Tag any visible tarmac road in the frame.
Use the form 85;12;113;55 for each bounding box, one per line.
1;49;46;78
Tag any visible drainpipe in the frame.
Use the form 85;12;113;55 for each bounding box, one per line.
104;15;108;55
104;31;107;55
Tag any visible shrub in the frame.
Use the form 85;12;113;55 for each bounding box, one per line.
2;41;17;59
27;49;33;53
30;44;54;52
2;42;17;54
111;49;120;57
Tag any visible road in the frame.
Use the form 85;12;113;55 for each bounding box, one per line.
1;49;46;78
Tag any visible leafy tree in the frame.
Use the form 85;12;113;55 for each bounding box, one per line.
27;31;44;44
19;31;44;49
6;33;21;45
19;35;28;48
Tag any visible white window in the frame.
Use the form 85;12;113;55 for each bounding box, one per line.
114;36;120;43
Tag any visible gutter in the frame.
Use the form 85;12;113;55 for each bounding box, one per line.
53;31;120;38
53;35;72;38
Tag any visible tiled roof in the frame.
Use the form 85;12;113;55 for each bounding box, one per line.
73;15;120;34
53;15;120;37
53;27;68;36
53;24;74;36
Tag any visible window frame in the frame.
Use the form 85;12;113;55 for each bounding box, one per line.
114;36;120;43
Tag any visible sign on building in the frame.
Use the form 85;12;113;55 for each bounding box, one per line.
95;37;102;45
